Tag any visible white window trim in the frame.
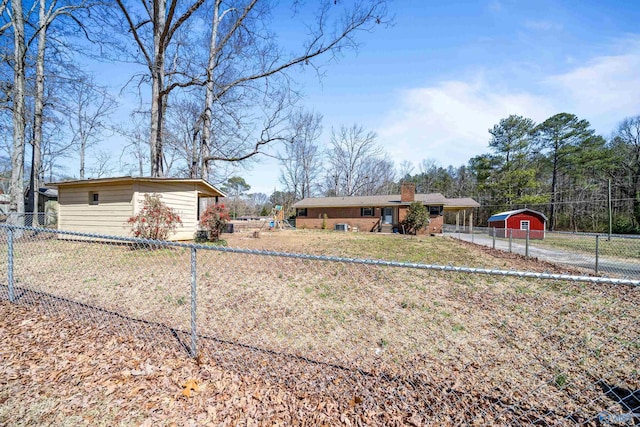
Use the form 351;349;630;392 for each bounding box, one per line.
520;220;530;230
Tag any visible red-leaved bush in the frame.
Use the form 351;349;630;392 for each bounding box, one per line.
199;203;230;242
128;193;182;240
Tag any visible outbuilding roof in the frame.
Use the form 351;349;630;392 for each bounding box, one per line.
47;176;226;198
488;209;548;223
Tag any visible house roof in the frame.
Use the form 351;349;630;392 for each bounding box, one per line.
293;193;451;208
47;176;226;198
488;209;548;223
443;197;481;209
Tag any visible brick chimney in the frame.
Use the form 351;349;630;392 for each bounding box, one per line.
401;182;415;203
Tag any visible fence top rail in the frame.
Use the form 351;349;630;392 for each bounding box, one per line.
2;224;639;287
545;230;640;239
445;225;640;239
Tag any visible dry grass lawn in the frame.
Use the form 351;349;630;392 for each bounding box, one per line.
0;229;638;425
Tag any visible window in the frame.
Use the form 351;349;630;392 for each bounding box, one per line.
520;220;530;230
361;207;374;217
89;192;99;205
429;205;442;216
296;208;307;217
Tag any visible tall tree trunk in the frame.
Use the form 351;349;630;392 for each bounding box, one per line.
31;0;48;226
633;173;640;228
79;135;86;178
201;0;223;182
190;124;200;178
9;0;26;226
150;0;166;177
548;144;559;232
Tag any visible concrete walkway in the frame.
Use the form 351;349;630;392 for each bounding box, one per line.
446;231;640;280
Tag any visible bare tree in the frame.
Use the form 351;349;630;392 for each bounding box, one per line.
279;111;323;200
66;75;117;179
30;0;93;225
40;113;72;182
3;0;94;224
397;160;414;181
118;117;150;176
199;1;388;178
88;148;115;178
369;157;396;195
7;0;27;225
164;96;204;178
324;124;383;196
610;116;640;227
114;0;208;177
417;159;440;193
247;191;269;215
111;0;387;178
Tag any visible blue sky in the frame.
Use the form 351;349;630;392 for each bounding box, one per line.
87;1;640;195
235;0;640;194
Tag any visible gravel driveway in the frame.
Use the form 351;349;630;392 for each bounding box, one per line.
446;231;640;280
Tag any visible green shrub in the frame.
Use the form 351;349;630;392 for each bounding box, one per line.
402;201;429;235
612;215;639;234
128;193;182;240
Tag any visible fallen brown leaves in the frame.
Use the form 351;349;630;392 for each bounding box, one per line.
1;300;443;425
0;299;596;426
1;231;637;425
181;379;199;397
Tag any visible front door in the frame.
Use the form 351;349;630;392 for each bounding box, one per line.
383;207;393;224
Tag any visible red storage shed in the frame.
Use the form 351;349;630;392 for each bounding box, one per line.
487;209;547;239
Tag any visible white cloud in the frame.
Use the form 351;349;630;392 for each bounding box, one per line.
375;37;640;169
544;41;640;131
375;79;553;168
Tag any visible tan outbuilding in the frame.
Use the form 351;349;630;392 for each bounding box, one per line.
48;177;225;241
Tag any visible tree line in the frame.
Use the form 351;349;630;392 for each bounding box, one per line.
2;3;637;234
277;113;640;234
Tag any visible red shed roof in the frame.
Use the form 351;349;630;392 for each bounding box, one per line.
488;209;548;223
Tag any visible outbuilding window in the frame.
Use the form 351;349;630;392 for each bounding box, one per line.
361;207;374;217
296;208;307;217
89;192;99;205
520;220;530;230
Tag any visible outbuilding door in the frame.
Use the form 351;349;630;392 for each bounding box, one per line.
383;207;393;224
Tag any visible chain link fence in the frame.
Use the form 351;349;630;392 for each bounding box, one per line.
1;224;638;425
1;212;58;227
444;225;640;281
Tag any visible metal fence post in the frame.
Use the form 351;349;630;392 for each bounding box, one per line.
492;227;496;249
595;234;599;274
525;229;530;258
190;247;197;358
7;226;14;303
508;229;512;253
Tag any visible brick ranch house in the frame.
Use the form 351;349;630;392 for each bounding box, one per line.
293;183;480;234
